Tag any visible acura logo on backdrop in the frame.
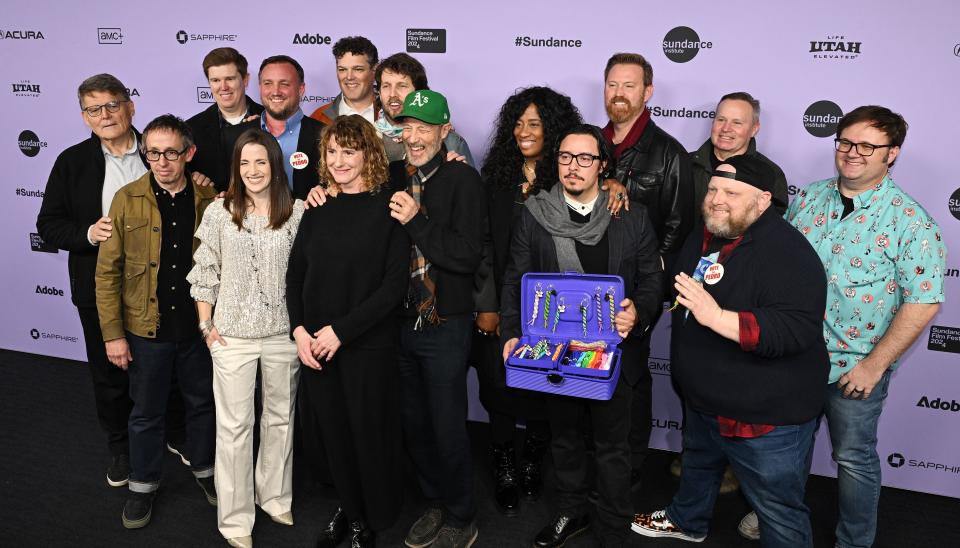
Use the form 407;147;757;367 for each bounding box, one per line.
0;29;45;40
809;34;862;60
18;130;47;157
662;26;712;63
802;101;844;137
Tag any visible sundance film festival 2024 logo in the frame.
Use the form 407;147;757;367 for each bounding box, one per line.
662;26;712;63
810;34;862;60
803;101;844;137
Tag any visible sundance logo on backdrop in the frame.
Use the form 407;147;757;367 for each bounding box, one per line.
18;130;47;157
662;26;712;63
802;100;843;138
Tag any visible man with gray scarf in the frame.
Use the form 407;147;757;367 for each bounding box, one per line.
500;124;663;547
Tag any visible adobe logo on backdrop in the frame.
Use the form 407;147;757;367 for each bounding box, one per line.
802;101;844;137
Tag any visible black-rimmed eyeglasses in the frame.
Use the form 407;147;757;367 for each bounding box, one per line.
81;100;130;118
557;151;602;168
143;147;189;162
834;138;893;157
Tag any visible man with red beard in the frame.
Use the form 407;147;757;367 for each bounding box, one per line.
600;52;694;489
632;155;828;547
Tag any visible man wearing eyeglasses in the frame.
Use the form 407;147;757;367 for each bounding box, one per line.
95;114;218;529
36;74;193;490
501;125;662;547
775;105;945;548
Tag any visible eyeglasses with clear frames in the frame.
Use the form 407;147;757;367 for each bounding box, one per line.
834;138;893;157
81;100;130;118
557;151;602;168
143;147;189;162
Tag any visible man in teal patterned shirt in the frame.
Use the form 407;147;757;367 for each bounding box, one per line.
781;106;946;548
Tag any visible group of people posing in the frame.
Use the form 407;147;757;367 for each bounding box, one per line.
36;35;946;548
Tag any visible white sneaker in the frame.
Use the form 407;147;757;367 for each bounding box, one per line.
738;511;760;540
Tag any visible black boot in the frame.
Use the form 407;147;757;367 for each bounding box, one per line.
315;507;348;548
491;442;520;516
349;520;375;548
519;434;548;500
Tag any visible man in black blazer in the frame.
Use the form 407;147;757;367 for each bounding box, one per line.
221;55;323;200
36;74;194;488
501;124;663;547
187;47;264;192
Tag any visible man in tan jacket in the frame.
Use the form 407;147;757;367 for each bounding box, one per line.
96;114;217;529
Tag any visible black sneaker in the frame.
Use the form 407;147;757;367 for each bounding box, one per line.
166;441;191;466
107;454;130;487
432;521;478;548
195;476;217;506
122;491;155;529
534;514;590;548
405;507;444;548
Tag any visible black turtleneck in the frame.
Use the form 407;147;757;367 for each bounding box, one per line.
568;206;609;275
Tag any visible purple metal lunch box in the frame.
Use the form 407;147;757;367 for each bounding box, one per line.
505;272;625;400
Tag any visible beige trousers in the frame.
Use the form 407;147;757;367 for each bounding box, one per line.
209;333;299;539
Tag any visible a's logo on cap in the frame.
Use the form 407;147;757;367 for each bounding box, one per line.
410;92;428;107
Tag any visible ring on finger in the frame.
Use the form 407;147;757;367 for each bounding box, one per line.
616;192;625;201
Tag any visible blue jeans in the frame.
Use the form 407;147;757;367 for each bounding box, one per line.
126;333;215;492
666;408;816;548
398;315;475;527
823;370;891;548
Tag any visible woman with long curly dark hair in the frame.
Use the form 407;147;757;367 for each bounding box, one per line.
473;86;582;516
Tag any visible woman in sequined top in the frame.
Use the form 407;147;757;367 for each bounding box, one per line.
187;129;304;548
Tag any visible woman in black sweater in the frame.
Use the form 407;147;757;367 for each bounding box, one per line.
286;115;410;548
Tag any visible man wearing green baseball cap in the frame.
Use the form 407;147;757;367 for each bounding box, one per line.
387;88;486;548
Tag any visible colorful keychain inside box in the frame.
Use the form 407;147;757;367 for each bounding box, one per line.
505;272;625;400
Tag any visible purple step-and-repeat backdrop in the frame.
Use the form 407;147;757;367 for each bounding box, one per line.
4;1;958;497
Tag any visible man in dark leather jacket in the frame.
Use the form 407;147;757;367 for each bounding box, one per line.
599;52;694;487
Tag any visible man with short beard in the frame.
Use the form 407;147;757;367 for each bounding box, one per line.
632;155;829;547
600;52;694;489
386;90;486;548
187;47;264;192
374;53;474;164
690;91;787;225
222;55;322;200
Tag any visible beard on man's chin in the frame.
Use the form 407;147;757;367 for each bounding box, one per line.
266;104;296;121
605;96;642;124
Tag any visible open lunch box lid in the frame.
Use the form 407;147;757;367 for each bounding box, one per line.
505;272;626;400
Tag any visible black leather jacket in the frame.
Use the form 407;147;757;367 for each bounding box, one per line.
608;118;693;260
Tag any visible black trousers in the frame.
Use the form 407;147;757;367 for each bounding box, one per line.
469;331;549;445
300;346;402;531
398;315;475;528
77;306;188;458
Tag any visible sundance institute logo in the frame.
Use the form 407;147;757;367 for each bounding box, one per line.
662;26;712;63
802;100;843;138
18;129;47;157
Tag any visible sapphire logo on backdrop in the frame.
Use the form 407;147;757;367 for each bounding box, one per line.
176;30;237;45
948;188;960;220
928;325;960;354
803;101;843;137
887;453;905;468
649;105;715;119
301;95;337;105
30;233;58;253
662;26;712;63
293;33;331;45
0;29;45;40
809;34;862;60
407;29;446;53
886;452;960;474
12;80;40;98
29;328;78;344
197;87;214;104
98;27;123;44
18;130;47;157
